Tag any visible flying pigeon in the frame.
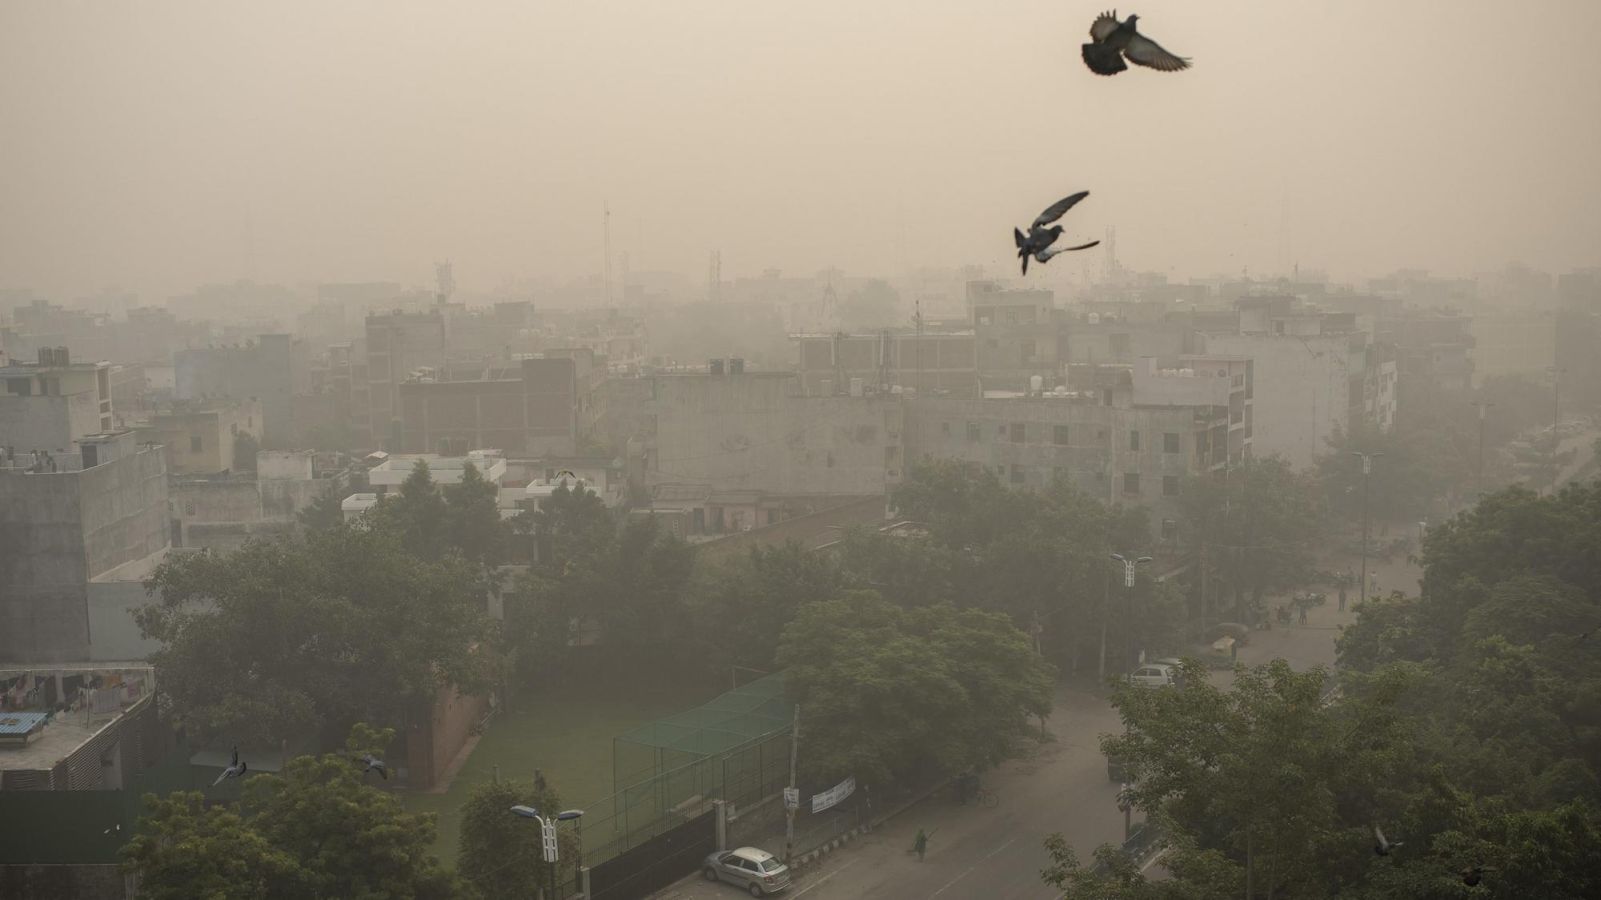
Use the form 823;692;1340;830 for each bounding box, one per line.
357;752;389;780
1372;825;1403;857
213;746;247;786
1082;11;1190;76
1014;192;1100;275
1462;865;1494;887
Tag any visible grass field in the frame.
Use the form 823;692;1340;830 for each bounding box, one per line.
407;675;720;865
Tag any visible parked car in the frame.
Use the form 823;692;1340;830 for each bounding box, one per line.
704;847;792;896
1128;663;1177;689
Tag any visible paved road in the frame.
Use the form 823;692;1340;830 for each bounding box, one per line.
656;548;1419;900
656;682;1127;900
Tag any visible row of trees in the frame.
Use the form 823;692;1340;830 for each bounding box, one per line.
1315;372;1586;526
1045;480;1601;898
127;459;1181;890
123;723;576;900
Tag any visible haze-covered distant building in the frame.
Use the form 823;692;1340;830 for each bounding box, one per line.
0;431;169;663
137;398;262;475
173;334;303;449
0;349;113;450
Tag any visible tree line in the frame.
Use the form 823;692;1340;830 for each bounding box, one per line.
1045;479;1601;899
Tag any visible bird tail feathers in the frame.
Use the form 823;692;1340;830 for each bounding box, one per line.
1013;227;1026;249
1082;43;1128;76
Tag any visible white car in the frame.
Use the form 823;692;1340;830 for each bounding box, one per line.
1128;663;1177;688
703;846;792;896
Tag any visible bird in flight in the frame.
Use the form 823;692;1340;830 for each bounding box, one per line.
1014;192;1100;275
1372;824;1403;856
1082;11;1190;76
357;752;389;780
213;746;247;786
1462;865;1494;887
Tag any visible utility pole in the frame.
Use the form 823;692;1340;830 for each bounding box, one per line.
1472;400;1494;497
603;201;613;308
1352;451;1383;601
1110;553;1153;669
1098;564;1110;682
784;704;800;863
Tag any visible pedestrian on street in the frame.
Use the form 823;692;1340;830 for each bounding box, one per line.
912;828;930;861
1298;602;1308;626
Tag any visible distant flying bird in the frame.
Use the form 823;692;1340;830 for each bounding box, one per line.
1014;192;1100;275
1462;865;1495;887
357;752;388;780
1082;11;1191;76
1372;825;1403;856
213;746;247;786
556;470;577;481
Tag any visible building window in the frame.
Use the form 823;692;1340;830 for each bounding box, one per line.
1010;467;1026;485
1129;430;1140;451
1010;423;1026;443
1161;518;1178;541
190;435;203;452
1163;475;1180;496
1163;432;1180;453
966;422;981;442
1123;473;1141;495
942;421;951;436
1054;425;1070;446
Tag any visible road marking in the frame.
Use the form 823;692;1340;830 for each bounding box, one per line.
929;836;1019;898
792;857;860;897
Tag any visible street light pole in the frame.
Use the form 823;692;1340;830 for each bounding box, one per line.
1109;553;1153;670
1352;451;1383;602
784;704;800;863
510;805;585;900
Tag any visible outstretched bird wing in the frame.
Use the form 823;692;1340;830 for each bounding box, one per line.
1124;33;1190;71
1089;11;1121;43
1039;240;1102;261
1373;825;1388;846
1034;192;1089;229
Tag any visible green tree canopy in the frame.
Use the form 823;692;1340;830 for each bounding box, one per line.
458;777;578;899
123;726;464;900
443;460;508;565
137;526;495;745
120;792;306;900
1180;456;1323;623
777;591;1052;787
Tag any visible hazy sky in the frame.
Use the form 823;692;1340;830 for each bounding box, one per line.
3;1;1599;299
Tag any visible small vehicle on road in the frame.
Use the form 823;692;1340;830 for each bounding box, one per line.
703;846;792;896
1128;663;1177;689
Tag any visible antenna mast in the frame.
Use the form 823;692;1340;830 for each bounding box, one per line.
603;201;613;307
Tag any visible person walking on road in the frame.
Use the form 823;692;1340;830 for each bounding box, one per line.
912;828;930;861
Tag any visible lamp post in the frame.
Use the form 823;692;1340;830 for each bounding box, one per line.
1351;451;1383;602
510;806;585;899
1471;400;1494;498
1109;553;1153;671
